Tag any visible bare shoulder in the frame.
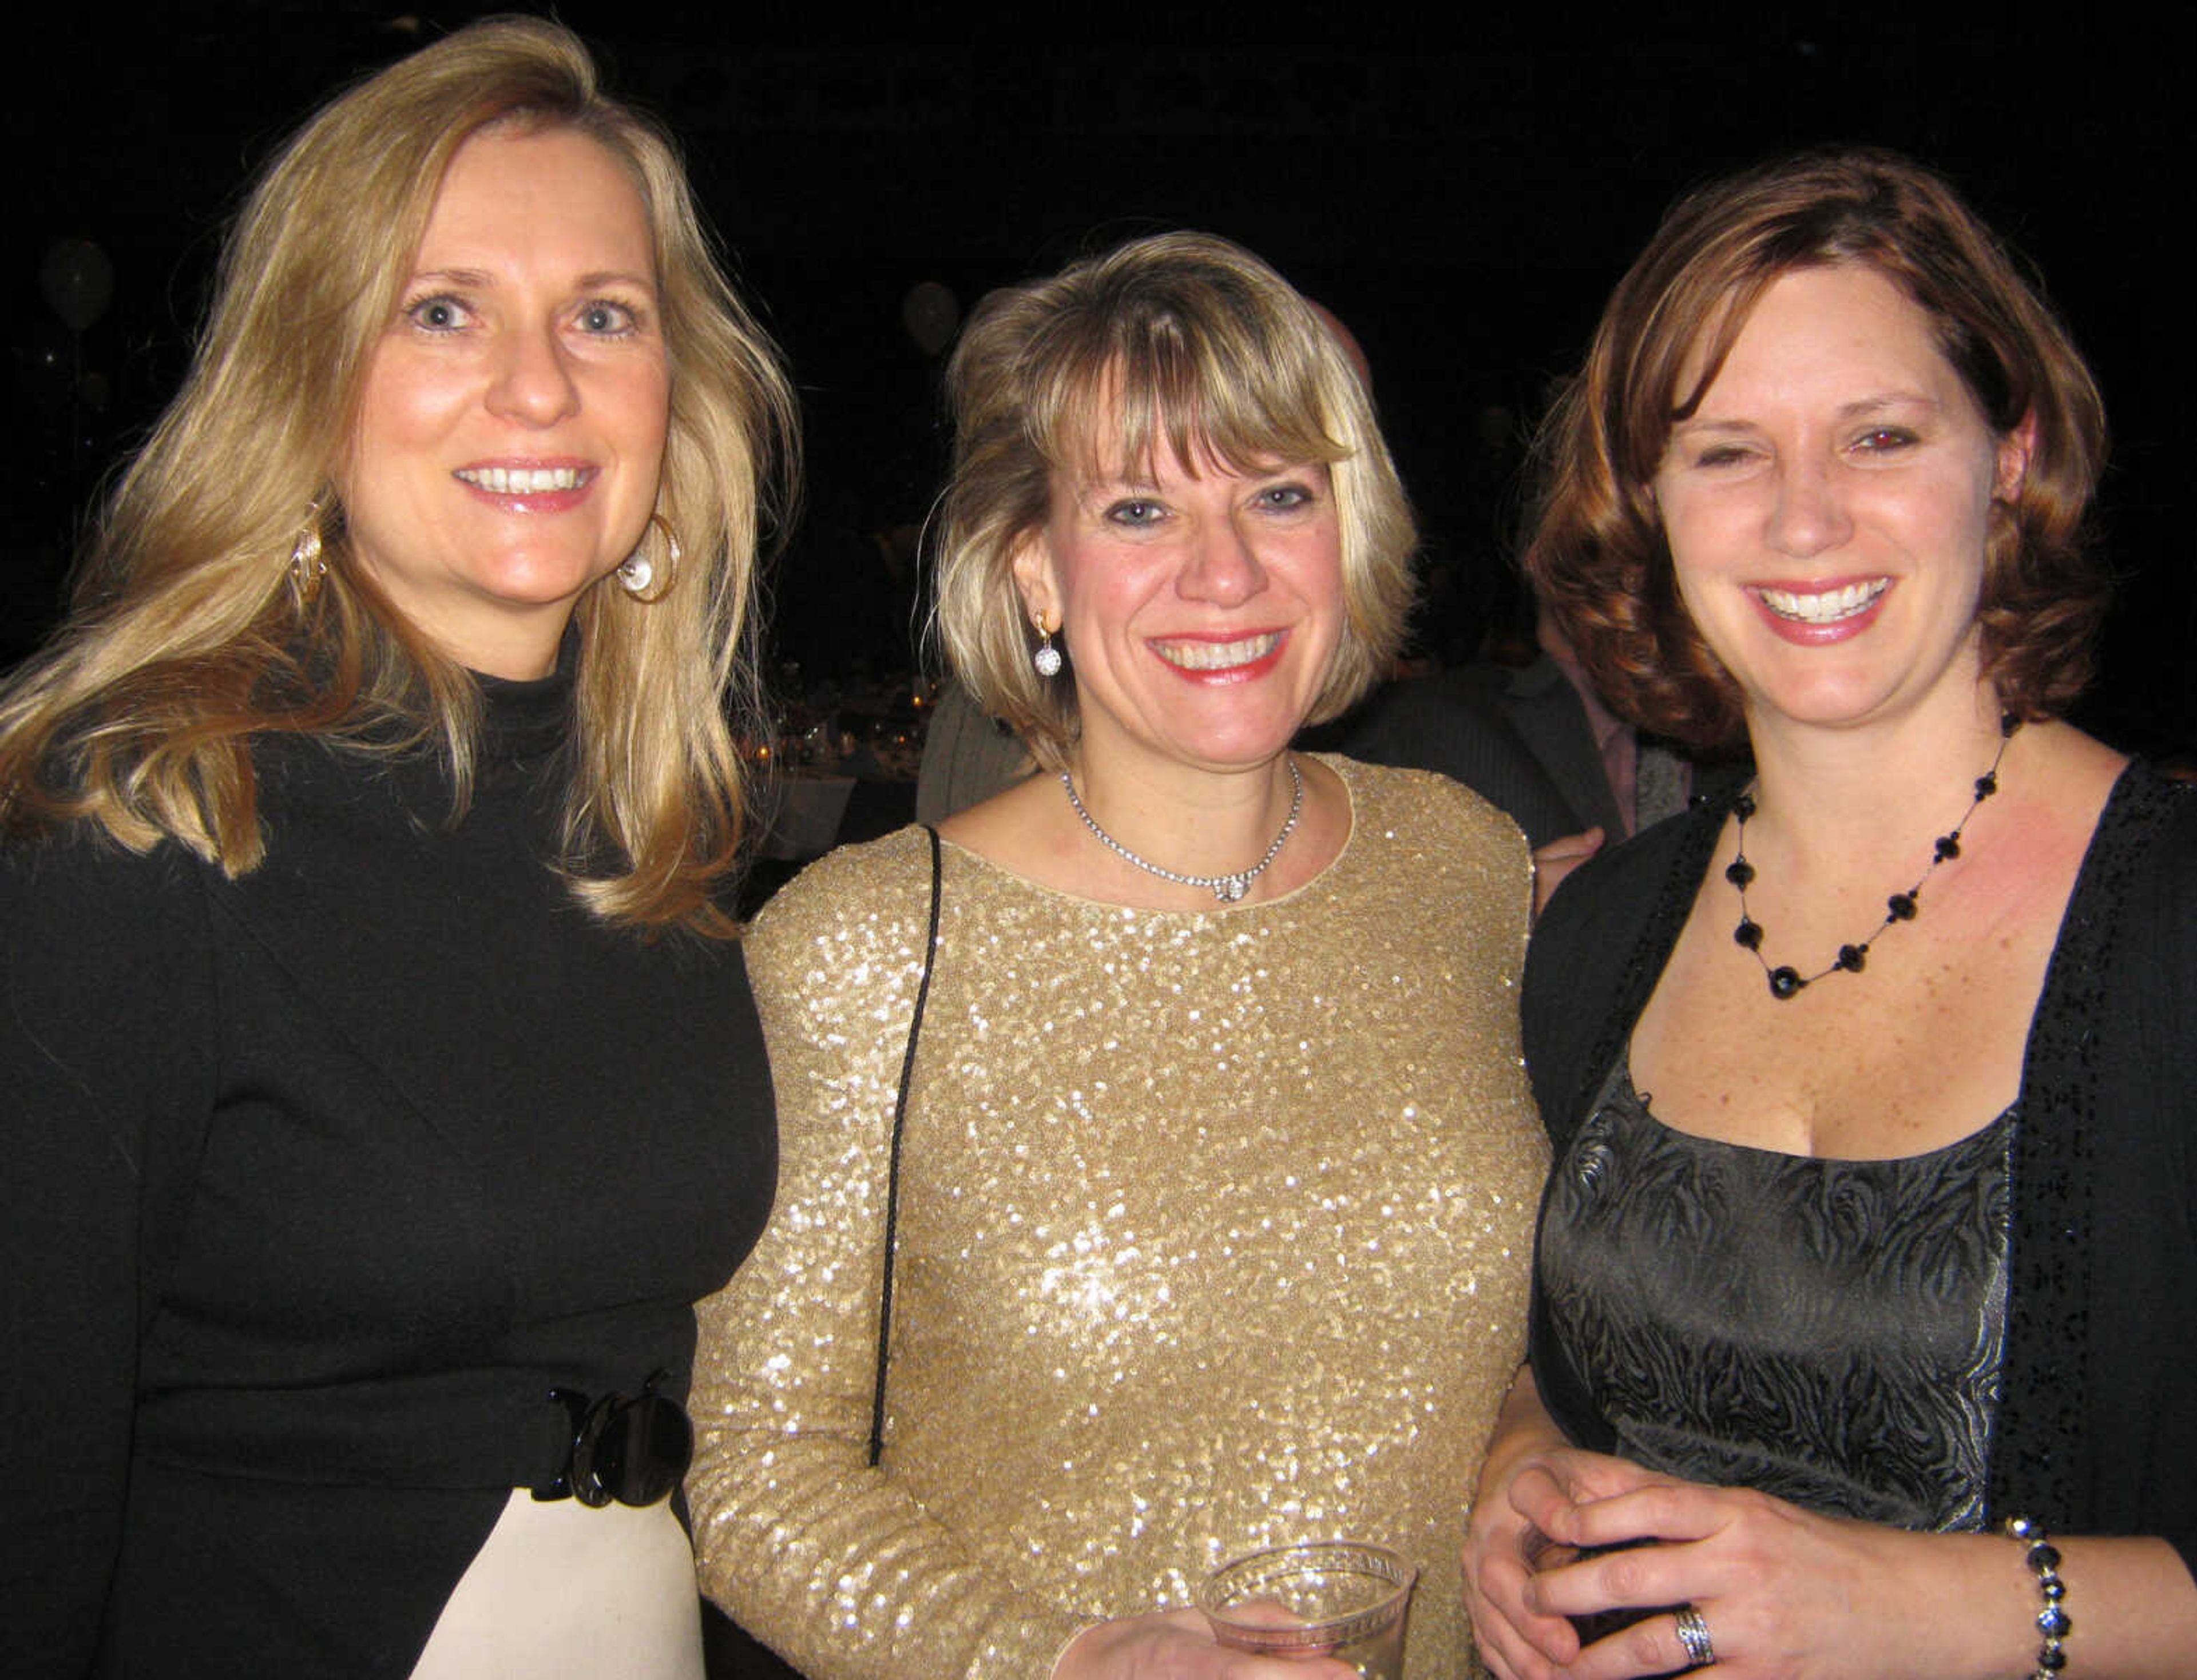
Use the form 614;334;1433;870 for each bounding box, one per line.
1976;723;2128;900
935;771;1056;855
2031;723;2129;829
933;771;1082;884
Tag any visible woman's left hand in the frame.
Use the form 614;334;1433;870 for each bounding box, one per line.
1530;828;1603;920
1520;1475;2036;1680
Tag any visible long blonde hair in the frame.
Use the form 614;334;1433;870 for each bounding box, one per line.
0;17;796;934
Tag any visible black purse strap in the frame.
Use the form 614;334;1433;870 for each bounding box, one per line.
869;824;943;1466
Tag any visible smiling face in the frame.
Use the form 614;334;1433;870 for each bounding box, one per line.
339;124;669;678
1651;264;2031;737
1014;430;1346;783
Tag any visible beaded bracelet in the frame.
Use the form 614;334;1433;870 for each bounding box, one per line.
2002;1515;2070;1677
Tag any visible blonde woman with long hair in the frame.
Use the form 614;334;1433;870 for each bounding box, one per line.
0;19;793;1677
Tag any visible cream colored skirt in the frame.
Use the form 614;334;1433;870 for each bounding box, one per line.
409;1488;703;1679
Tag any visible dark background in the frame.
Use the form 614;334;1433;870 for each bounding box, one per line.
9;9;2190;756
5;12;2185;1673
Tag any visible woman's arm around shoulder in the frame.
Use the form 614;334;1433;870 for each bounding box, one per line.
688;829;1086;1680
0;831;219;1675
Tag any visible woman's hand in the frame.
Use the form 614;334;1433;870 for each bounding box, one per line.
1050;1608;1357;1680
1531;828;1604;919
1461;1383;1665;1680
1462;1366;2030;1680
1512;1476;2043;1680
1481;1416;2197;1680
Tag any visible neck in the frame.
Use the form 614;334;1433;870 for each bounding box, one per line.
1064;746;1302;888
1741;683;2011;875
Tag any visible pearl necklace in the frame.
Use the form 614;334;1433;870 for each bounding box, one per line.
1061;757;1303;904
1729;714;2018;1000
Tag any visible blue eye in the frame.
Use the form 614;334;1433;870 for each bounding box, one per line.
1257;482;1314;510
404;295;472;332
578;300;639;334
1106;499;1164;527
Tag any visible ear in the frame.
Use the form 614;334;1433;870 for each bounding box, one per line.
1009;530;1058;634
1995;411;2039;501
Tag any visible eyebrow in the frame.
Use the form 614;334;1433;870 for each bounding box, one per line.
1672;392;1943;432
1831;392;1940;420
1074;476;1163;507
406;267;494;290
403;267;659;295
576;270;659;295
1076;452;1314;488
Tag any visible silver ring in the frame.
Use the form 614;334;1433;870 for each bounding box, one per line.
1673;1604;1717;1669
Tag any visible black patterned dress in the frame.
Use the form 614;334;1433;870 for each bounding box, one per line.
1540;1059;2010;1527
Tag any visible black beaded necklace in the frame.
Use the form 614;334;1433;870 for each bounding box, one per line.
1728;712;2020;1001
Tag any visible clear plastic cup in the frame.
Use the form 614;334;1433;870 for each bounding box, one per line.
1197;1540;1417;1678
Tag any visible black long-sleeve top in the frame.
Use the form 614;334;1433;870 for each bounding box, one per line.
1;663;775;1677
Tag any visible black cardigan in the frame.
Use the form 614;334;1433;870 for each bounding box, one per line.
1;668;776;1677
1522;762;2197;1578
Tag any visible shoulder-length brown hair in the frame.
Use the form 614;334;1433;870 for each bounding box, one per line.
0;17;796;934
933;231;1416;771
1526;146;2107;750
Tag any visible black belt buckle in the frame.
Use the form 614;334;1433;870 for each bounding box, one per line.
533;1369;693;1508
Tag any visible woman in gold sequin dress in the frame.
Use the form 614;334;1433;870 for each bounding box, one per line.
689;233;1549;1679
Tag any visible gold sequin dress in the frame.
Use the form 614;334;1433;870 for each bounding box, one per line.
691;758;1547;1679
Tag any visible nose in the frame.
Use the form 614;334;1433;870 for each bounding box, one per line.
1766;456;1853;557
1179;514;1268;607
484;321;581;427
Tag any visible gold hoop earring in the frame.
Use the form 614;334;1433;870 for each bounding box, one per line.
618;513;681;599
288;505;329;609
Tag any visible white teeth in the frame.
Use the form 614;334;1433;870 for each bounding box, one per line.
1759;579;1888;624
1154;633;1281;671
456;466;582;494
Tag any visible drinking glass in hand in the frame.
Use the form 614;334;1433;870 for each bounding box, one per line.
1197;1540;1415;1679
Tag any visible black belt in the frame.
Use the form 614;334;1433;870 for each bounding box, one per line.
530;1369;691;1508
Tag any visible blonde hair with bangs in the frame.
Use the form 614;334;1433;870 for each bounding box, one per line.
0;17;796;934
934;231;1415;771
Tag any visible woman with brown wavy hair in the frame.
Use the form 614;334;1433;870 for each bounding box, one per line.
1464;148;2196;1679
0;19;792;1677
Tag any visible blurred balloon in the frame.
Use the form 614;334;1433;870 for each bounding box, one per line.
901;281;959;357
41;239;115;332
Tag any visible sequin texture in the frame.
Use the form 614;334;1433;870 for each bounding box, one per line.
691;759;1546;1678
